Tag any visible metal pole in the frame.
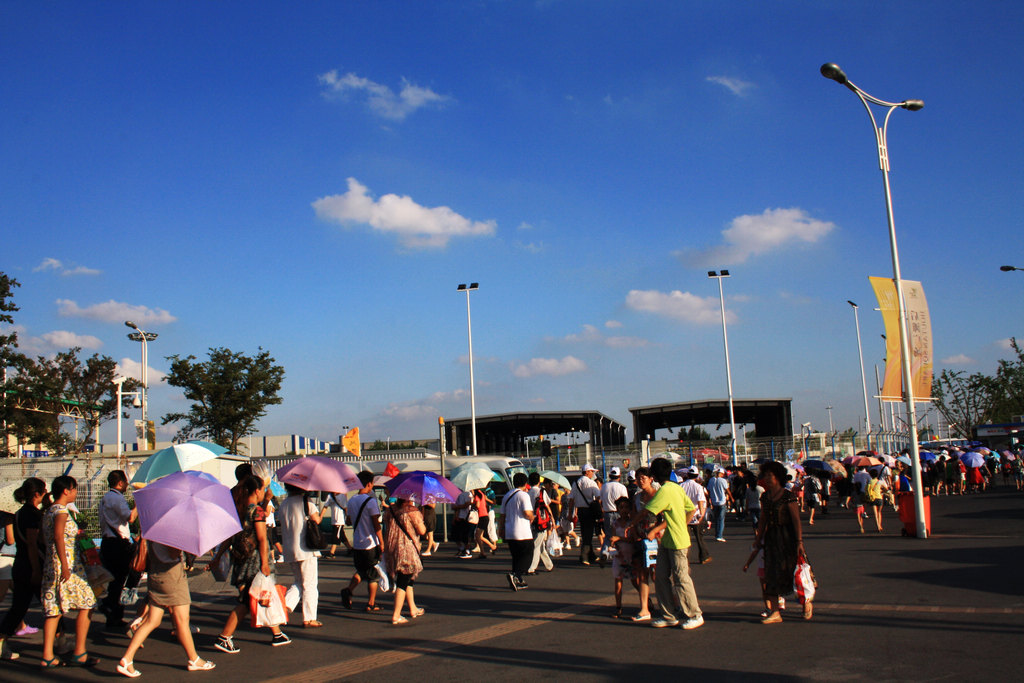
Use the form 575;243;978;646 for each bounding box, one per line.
461;285;479;457
710;271;738;465
822;62;927;537
115;379;123;470
849;302;872;450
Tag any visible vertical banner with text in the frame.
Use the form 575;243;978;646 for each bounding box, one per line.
341;427;360;457
869;277;933;402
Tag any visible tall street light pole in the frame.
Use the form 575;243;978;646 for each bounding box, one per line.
125;320;158;446
457;283;479;457
847;301;873;451
708;270;737;466
822;62;927;538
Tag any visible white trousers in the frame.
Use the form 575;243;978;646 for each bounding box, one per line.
289;558;319;622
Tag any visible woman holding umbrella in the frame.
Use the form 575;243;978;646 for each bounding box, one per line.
753;462;809;623
383;496;427;625
212;475;290;654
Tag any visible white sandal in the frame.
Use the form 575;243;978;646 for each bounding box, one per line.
187;657;216;672
118;658;141;678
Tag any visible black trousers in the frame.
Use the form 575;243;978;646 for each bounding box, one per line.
0;575;40;637
100;537;132;623
688;523;711;563
577;508;598;562
506;539;533;578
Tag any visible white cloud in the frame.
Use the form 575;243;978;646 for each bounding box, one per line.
318;70;449;121
116;357;167;384
32;257;101;276
707;75;756;97
605;320;622;329
39;330;103;350
996;338;1015;350
560;324;649;349
516;241;544;254
678;208;835;267
941;354;974;365
313;177;496;249
512;356;587;378
517;222;534;231
626;289;733;325
57;299;177;325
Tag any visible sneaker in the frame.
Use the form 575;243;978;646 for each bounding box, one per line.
650;617;679;628
681;615;704;630
779;597;786;610
271;632;291;647
715;537;726;542
459;550;473;559
506;573;519;592
214;636;239;654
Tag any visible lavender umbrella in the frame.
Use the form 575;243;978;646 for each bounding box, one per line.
385;470;462;505
133;470;242;556
276;456;361;494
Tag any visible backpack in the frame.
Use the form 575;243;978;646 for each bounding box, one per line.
533;492;552;531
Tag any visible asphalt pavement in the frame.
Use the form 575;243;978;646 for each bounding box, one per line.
2;483;1023;682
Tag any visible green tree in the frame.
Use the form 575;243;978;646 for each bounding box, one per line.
683;426;711;441
990;337;1024;423
162;347;285;453
1;272;26;455
931;369;996;439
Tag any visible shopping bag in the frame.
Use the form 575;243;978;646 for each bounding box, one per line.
546;533;563;557
375;560;392;593
119;586;139;606
794;556;816;604
249;573;289;628
211;548;230;582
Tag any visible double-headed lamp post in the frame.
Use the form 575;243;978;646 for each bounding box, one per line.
1000;265;1022;273
821;62;927;538
708;270;737;466
124;320;158;430
847;301;873;450
457;283;479;457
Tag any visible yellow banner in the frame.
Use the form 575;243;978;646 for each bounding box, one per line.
869;277;933;401
342;427;360;457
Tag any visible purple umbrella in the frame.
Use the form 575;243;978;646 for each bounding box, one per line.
133;471;242;556
959;451;985;468
385;470;461;505
276;456;361;494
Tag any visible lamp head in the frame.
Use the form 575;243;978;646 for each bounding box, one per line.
707;271;716;278
720;269;730;277
132;396;142;408
125;320;139;330
1000;265;1016;272
847;300;858;308
820;63;848;85
902;99;924;111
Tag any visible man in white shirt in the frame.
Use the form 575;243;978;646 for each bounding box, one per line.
570;464;602;565
98;470;137;630
599;467;629;559
500;473;534;590
340;472;383;611
680;467;711;564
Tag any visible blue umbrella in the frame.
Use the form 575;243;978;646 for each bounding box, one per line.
960;452;985;468
918;450;936;461
385;470;461;505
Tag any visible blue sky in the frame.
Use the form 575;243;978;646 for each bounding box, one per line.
2;1;1022;447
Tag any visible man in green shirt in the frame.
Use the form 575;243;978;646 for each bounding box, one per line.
645;457;704;630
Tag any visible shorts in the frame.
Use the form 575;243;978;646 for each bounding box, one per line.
421;506;437;533
353;547;381;582
394;571;416;591
870;500;882;507
855;505;865;515
476;514;490;531
331;526;349;545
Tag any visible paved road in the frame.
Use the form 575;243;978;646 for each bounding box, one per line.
3;485;1023;681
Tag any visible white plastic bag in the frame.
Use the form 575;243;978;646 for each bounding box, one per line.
284;583;301;612
546;533;562;557
794;559;816;603
250;573;288;628
375;560;392;593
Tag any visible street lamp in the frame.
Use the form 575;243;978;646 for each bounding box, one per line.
456;283;479;457
847;301;873;450
124;320;158;435
1000;265;1022;272
821;62;927;538
708;270;737;465
112;375;141;469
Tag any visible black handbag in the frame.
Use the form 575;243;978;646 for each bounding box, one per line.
303;495;329;551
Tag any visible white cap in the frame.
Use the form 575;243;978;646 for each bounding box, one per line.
583;463;597;472
610;466;621;476
627;469;636;480
687;466;699;475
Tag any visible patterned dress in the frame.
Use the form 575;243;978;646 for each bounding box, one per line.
383;507;423;580
41;503;96;617
759;489;798;597
230;503;267;592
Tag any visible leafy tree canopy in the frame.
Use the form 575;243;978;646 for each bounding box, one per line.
162;347;285;453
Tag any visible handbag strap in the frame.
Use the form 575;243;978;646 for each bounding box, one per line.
352;496;372;531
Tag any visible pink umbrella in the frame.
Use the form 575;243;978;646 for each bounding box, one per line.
133;471;242;556
276;456;361;494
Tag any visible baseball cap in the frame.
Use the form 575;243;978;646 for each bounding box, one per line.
583;463;597;472
610;466;621;476
687;466;699;475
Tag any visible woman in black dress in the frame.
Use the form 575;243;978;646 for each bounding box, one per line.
754;461;807;623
